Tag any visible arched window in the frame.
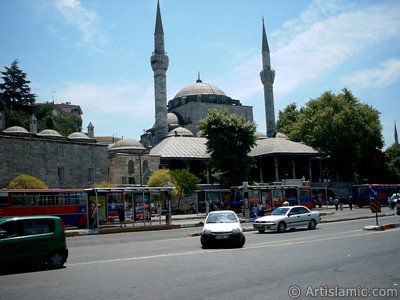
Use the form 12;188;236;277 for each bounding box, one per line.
128;160;135;174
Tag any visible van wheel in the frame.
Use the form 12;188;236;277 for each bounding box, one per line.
258;229;265;233
48;252;65;269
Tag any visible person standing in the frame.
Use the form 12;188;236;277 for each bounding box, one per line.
348;195;353;210
339;195;344;211
117;205;126;227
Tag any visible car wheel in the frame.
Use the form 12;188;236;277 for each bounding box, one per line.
277;221;286;233
48;252;65;269
200;236;209;249
308;219;317;230
258;229;265;233
236;235;245;248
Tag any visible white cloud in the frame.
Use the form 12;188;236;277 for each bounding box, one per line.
55;80;156;138
53;0;106;51
343;59;400;89
57;82;154;117
216;0;400;104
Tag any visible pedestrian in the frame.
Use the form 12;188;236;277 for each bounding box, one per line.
339;195;344;211
91;204;99;229
257;202;263;216
333;197;339;211
348;195;353;210
117;204;126;227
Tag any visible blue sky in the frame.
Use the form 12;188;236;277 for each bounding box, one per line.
1;0;399;148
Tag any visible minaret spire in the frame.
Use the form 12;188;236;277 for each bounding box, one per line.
260;18;276;137
151;0;169;145
395;120;398;145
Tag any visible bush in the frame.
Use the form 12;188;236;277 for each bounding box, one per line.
7;174;48;189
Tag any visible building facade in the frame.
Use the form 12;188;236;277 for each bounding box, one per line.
0;126;108;188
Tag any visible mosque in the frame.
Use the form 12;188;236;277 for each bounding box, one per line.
0;1;322;189
109;1;321;186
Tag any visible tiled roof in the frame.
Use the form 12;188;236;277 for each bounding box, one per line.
250;138;320;157
150;136;321;159
150;136;209;159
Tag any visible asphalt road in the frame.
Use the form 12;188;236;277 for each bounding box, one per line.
1;215;399;300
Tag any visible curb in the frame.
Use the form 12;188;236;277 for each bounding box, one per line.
363;223;400;231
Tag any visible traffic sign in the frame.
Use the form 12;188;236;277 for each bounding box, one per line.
369;187;379;198
370;198;381;213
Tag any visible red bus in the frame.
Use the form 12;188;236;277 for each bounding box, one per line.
231;183;314;217
0;189;88;228
351;184;400;207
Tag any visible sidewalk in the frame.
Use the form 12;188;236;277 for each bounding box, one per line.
65;206;399;237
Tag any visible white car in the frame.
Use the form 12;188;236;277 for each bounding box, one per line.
200;210;245;248
253;205;321;233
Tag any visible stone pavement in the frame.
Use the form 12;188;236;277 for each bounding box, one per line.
65;206;399;237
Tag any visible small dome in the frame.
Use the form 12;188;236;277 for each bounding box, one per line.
174;79;226;98
37;129;63;137
255;132;268;140
167;112;180;127
68;132;91;140
3;126;29;134
167;127;195;137
196;130;204;137
108;138;146;152
275;132;289;139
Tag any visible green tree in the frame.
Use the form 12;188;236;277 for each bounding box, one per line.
0;60;36;111
384;144;400;182
199;109;257;187
277;89;383;182
170;169;199;211
7;174;48;189
276;103;299;135
147;169;178;208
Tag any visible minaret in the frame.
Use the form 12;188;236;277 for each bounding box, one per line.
395;120;398;145
151;0;169;145
260;18;276;138
30;114;37;134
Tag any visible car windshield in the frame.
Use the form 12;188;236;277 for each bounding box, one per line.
270;207;290;215
206;212;238;223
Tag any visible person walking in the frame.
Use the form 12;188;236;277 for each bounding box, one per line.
333;196;339;211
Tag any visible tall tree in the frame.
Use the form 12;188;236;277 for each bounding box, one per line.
0;60;36;110
277;89;383;182
199;109;257;187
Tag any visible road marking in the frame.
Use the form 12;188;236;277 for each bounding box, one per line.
67;228;398;267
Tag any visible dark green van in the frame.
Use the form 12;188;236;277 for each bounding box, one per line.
0;216;68;269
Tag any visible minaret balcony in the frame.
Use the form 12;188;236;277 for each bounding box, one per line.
151;53;169;70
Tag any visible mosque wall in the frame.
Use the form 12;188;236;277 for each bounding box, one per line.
0;134;108;188
169;102;254;135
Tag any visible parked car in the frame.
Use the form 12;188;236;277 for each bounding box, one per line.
253;205;321;233
200;210;245;248
0;216;68;269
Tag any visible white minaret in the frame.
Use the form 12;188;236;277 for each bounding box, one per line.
260;18;276;138
151;0;169;145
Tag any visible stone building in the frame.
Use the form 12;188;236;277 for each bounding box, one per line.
0;125;108;188
108;138;160;186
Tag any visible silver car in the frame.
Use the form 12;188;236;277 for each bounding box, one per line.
253;205;321;233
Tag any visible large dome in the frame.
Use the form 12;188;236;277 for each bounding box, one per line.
174;78;226;98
